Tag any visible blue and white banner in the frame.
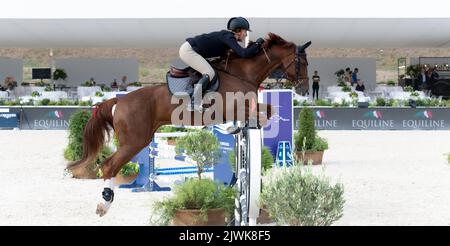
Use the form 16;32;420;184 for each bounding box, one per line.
0;112;19;128
261;89;294;159
294;107;450;130
212;122;235;186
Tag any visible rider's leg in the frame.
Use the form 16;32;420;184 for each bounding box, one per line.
179;42;215;79
179;42;215;110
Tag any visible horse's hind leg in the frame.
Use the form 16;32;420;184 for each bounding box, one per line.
96;141;150;217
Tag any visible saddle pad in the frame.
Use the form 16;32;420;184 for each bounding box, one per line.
166;72;193;96
166;72;221;97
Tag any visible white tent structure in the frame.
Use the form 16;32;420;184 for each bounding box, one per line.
1;18;450;48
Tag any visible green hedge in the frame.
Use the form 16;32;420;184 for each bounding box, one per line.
295;108;316;151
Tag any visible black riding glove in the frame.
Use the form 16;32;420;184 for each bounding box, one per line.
255;38;265;46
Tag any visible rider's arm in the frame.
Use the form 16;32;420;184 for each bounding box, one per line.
223;35;261;58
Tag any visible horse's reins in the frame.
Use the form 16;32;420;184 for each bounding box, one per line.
224;44;271;70
214;46;303;86
262;47;272;63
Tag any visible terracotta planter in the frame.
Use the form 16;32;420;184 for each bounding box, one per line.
114;173;138;185
295;150;324;165
172;208;226;226
257;208;274;224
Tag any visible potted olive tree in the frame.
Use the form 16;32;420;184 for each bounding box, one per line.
294;107;329;165
153;130;235;226
260;162;345;226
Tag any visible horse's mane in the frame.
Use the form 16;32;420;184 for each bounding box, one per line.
212;33;295;66
263;32;296;50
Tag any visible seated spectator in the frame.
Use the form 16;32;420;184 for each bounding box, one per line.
344;67;351;83
347;71;353;86
351;68;359;86
119;75;128;91
4;76;17;90
355;79;365;92
88;77;96;86
111;79;118;89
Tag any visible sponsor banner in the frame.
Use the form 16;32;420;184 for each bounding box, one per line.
1;106;91;130
294;107;450;130
212;123;235;186
262;90;293;157
0;112;19;128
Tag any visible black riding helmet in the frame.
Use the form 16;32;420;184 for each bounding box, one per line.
227;17;251;32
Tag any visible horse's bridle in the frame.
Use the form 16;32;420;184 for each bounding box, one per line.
214;43;309;87
277;46;309;87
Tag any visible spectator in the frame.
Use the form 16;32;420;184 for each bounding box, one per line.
344;67;351;83
355;79;365;93
348;71;353;86
119;75;128;91
88;77;96;86
4;76;17;90
430;67;439;83
351;68;359;86
311;70;320;100
417;67;428;90
111;79;118;89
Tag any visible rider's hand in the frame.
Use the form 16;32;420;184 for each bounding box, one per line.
255;38;265;46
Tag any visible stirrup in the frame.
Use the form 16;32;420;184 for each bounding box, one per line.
187;101;204;112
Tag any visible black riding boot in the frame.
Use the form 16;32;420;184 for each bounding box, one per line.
189;74;210;111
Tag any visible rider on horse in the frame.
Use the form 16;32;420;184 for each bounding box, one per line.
179;17;265;111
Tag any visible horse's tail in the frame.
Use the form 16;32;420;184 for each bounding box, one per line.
66;98;117;178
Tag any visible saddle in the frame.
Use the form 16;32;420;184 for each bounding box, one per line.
169;59;191;78
166;59;220;97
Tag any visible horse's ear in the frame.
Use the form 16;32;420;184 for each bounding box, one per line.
297;41;312;53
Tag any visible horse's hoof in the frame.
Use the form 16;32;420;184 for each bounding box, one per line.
96;203;108;217
62;168;73;179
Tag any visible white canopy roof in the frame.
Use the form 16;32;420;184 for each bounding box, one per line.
1;18;449;48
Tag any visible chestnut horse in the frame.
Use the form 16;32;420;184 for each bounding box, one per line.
67;33;311;216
